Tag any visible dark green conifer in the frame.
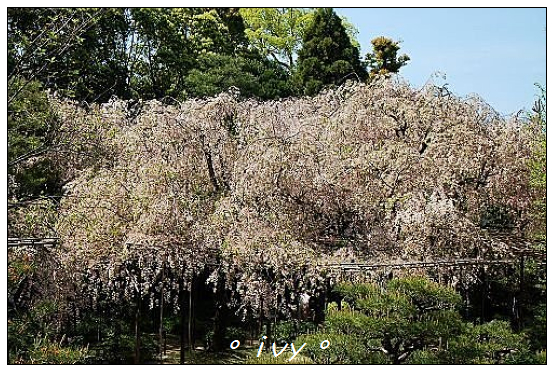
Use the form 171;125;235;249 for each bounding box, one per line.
295;8;367;96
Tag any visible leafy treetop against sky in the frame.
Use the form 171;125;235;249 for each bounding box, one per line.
335;7;546;115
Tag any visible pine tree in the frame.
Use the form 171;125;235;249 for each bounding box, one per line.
295;8;367;96
366;36;410;78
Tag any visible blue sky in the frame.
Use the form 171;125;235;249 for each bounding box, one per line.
335;8;546;115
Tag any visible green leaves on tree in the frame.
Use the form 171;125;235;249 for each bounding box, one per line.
294;8;368;96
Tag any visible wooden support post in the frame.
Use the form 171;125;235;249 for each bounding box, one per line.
179;278;186;365
272;295;277;343
258;296;264;341
212;274;227;352
158;261;165;360
188;274;194;357
480;267;488;323
134;267;142;364
134;298;141;363
134;308;140;363
266;319;272;348
518;255;525;331
72;302;77;335
464;283;470;319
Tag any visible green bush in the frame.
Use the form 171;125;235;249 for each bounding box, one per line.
273;320;317;343
244;349;313;364
297;278;539;364
441;320;532;364
8;77;61;202
296;332;387;364
9;334;88;364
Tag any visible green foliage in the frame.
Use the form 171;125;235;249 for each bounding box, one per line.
8;299;88;364
8;7;296;102
295;8;367;96
130;8;212;99
8;78;61;202
506;350;547;364
7;77;63;238
60;8;131;101
440;320;530;364
223;326;249;346
297;332;389;364
273;320;317;343
9;334;88;364
366;36;410;78
514;259;546;352
90;330;159;364
240;8;313;72
299;278;537;364
244;351;313;364
183;50;292;100
8;8;131;103
131;8;292;100
241;8;360;74
332;278;464;364
524;302;546;352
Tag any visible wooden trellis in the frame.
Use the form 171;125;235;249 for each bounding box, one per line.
8;237;60;251
9;236;545;360
326;256;545;272
8;237;545;272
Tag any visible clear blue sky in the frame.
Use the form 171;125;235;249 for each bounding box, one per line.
335;8;546;115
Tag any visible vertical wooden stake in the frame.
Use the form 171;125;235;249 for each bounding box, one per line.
518;255;525;331
179;277;186;364
134;305;141;364
188;273;194;357
134;267;142;364
159;260;165;360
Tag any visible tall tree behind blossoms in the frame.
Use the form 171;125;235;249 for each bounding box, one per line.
240;8;361;75
294;8;367;95
366;36;410;78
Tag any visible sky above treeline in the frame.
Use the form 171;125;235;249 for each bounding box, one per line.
334;7;546;115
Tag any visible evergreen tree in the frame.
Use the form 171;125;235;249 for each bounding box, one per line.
8;78;61;204
294;8;367;96
366;36;410;78
184;50;292;100
297;278;538;364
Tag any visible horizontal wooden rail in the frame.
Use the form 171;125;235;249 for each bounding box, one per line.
8;237;545;272
324;257;545;272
